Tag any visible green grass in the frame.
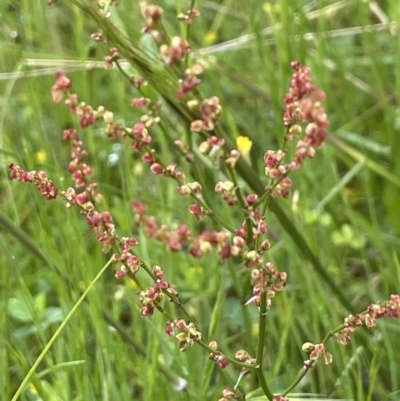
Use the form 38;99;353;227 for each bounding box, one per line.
1;0;400;400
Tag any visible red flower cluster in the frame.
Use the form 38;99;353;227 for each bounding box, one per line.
139;266;177;316
9;164;59;200
209;341;229;369
140;1;164;41
51;71;71;103
160;36;190;66
283;61;329;170
165;319;202;351
336;294;400;345
132;200;235;259
190;96;222;132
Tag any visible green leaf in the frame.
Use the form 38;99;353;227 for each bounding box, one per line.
8;293;33;322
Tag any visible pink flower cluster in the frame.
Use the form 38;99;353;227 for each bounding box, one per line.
335;294;400;345
273;396;289;401
129;123;152;150
133;200;234;259
250;262;287;302
215;180;238;206
112;237;140;276
176;65;202;99
190;96;222;132
64;129;93;188
9;164;59;200
165;319;202;351
259;62;329;199
283;61;329;170
218;388;241;401
160;36;190;66
105;47;120;69
51;71;71;103
209;341;229;369
132;198;286;302
307;343;333;365
235;349;256;370
177;8;200;24
138;265;177;316
140;1;164;41
51;75;97;128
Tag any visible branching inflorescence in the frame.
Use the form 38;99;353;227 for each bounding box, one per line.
8;2;400;400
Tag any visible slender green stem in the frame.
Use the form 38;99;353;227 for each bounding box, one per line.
282;331;333;396
11;257;114;401
255;291;274;400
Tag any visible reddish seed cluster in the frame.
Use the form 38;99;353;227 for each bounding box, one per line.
235;349;256;371
235;213;267;244
50;67;291;333
131;97;152;108
105;47;119;69
190;231;231;260
132;200;235;259
307;343;333;365
53;72;163;156
138;100;162;129
177;181;202;196
113;237;140;276
218;388;241;401
64;129;93;188
190;96;222;132
139;266;177;316
198;136;226;161
176;64;203;99
188;203;209;220
61;128;146;268
66;95;97;128
250;262;287;302
209;351;229;369
215;181;238;206
159;36;190;66
269;177;293;198
132;197;286;303
133;177;286;297
99;109;125;139
264;150;287;179
142;152;182;179
140;0;164;41
9;164;59;200
273;396;289;401
62;127;133;258
130;75;148;89
283;61;329;170
89;211;117;252
209;341;229;369
128;122;152;150
284;61;317;125
90;32;103;41
177;8;200;24
335;294;400;345
64;182;118;254
51;71;71;103
51;77;98;129
165;319;202;351
199;136;236;168
225;149;241;169
259;61;329;200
